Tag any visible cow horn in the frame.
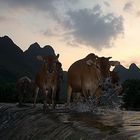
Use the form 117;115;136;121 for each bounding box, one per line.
95;55;98;59
56;54;60;59
110;61;120;66
108;57;112;60
86;59;94;66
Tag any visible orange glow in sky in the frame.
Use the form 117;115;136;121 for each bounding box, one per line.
0;0;140;70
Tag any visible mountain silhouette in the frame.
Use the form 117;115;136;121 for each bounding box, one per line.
114;64;140;82
0;35;140;83
24;43;55;57
0;36;29;83
24;43;55;76
0;36;56;83
0;36;23;54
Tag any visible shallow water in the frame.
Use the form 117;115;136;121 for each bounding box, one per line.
0;103;140;140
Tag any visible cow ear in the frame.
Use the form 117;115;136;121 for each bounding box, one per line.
96;63;100;69
86;59;94;66
37;55;43;61
108;57;112;60
95;55;98;59
56;54;59;59
110;61;120;66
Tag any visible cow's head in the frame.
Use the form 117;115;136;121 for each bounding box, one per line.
85;53;98;66
37;54;59;73
96;57;111;78
110;71;120;84
97;57;120;78
56;61;62;72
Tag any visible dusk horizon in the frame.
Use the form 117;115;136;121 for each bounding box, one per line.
0;34;140;71
0;0;140;70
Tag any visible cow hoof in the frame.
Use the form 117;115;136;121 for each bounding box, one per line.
43;105;49;113
64;103;71;110
33;104;36;108
17;103;26;108
52;105;56;110
43;108;50;113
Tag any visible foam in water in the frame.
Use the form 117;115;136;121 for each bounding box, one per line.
69;78;123;113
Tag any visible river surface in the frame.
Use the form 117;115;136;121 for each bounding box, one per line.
0;103;140;140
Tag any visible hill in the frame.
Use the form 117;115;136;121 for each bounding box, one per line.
114;63;140;82
0;36;56;83
0;35;140;84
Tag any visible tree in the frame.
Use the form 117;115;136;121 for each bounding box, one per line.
122;79;140;110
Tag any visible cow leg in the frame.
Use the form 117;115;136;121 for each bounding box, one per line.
67;85;72;106
18;91;23;106
73;92;81;103
94;87;102;105
82;88;88;100
33;87;39;108
42;89;49;113
52;87;57;109
47;89;52;107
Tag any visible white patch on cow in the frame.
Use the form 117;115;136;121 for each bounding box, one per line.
86;59;94;66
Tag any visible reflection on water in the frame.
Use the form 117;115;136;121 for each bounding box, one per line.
61;82;140;139
58;110;140;140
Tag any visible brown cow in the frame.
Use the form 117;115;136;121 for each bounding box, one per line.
16;76;33;106
33;54;60;112
110;71;119;84
96;57;120;79
97;57;121;93
67;54;121;105
110;71;123;95
67;53;101;105
45;61;63;105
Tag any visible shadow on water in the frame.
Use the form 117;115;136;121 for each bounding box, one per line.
0;103;140;140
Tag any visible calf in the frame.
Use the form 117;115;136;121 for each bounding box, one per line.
16;76;32;106
33;54;60;112
45;61;63;105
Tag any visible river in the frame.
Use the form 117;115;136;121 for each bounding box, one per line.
0;103;140;140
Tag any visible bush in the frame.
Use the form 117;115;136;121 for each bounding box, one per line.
122;79;140;110
0;83;17;102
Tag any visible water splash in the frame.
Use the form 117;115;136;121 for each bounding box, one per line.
69;78;123;113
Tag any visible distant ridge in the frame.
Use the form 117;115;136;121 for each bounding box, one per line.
0;35;56;83
24;43;55;57
24;43;56;76
0;35;140;83
0;36;23;54
114;64;140;82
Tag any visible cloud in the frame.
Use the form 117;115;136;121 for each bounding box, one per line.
0;0;78;29
123;1;133;12
0;16;7;22
0;1;124;50
104;1;110;7
63;6;124;50
0;0;53;9
136;11;140;17
0;0;57;18
0;0;78;13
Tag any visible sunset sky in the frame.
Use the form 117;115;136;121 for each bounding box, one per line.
0;0;140;70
